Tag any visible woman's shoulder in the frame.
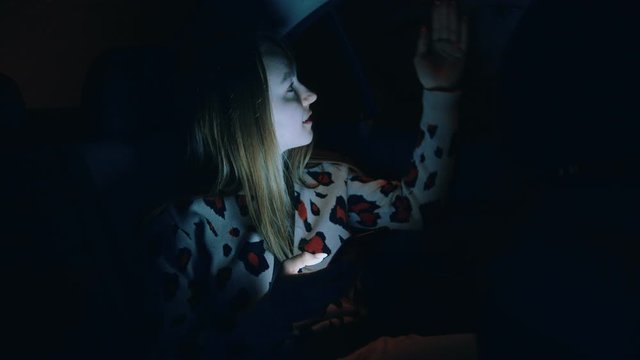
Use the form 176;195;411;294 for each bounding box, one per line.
306;161;348;172
304;161;354;186
142;199;196;236
305;149;361;176
145;195;227;230
144;195;241;251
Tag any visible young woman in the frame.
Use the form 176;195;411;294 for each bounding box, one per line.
146;1;467;358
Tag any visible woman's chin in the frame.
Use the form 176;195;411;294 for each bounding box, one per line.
281;137;313;153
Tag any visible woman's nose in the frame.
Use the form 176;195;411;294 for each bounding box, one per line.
300;85;317;107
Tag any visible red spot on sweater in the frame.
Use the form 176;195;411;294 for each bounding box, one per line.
304;235;324;254
310;200;320;216
297;201;308;220
335;205;347;223
247;252;259;268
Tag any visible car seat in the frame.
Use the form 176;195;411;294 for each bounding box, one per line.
71;46;188;358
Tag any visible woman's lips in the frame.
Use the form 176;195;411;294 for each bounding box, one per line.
303;114;313;124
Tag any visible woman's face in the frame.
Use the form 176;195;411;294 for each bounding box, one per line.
261;45;317;153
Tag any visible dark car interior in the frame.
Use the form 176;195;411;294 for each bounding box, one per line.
1;0;638;359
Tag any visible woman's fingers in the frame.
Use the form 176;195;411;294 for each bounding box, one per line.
460;15;468;52
421;0;464;59
434;0;459;42
310;316;356;333
446;1;458;43
303;297;360;333
416;25;430;56
414;0;467;89
428;0;466;59
305;252;328;266
435;41;465;60
432;0;446;41
282;252;327;275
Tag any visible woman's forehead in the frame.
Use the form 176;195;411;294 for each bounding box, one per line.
262;50;295;82
261;43;294;67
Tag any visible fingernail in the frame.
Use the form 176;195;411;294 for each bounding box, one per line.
316;253;328;258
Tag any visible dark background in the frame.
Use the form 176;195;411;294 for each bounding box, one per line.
0;0;197;108
1;0;638;359
0;0;527;145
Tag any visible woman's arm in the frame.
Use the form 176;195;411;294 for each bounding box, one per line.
147;205;354;359
345;0;467;230
410;0;467;202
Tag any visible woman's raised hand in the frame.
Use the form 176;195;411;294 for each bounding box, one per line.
282;252;328;275
414;0;468;91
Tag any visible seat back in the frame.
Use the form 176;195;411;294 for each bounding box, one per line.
82;47;180;141
75;46;190;357
0;73;27;142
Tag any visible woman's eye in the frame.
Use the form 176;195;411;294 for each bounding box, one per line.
286;83;295;93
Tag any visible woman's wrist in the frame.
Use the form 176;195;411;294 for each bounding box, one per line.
421;88;461;128
423;86;461;93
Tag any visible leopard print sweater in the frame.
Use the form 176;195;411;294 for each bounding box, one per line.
145;90;460;359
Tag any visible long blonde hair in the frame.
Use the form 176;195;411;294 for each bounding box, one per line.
184;37;314;261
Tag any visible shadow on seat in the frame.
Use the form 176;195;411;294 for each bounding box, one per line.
0;73;27;143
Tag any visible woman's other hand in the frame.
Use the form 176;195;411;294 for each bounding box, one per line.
267;252;354;323
414;0;468;91
282;252;328;275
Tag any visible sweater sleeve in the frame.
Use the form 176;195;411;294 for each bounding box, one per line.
346;89;460;231
146;206;289;360
146;206;225;359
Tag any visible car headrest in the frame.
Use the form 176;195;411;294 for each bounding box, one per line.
0;73;27;132
81;47;180;141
